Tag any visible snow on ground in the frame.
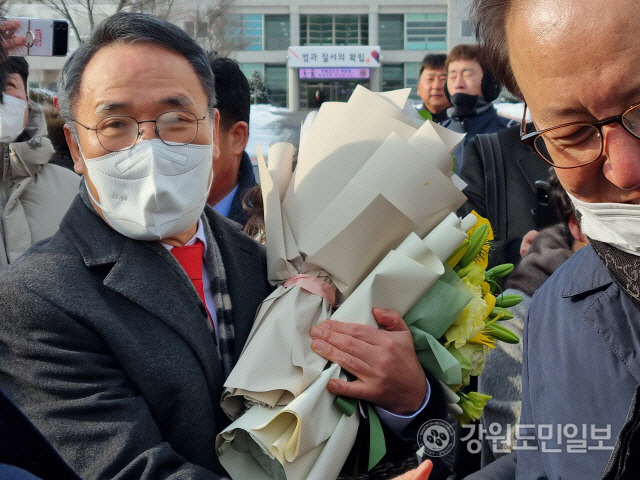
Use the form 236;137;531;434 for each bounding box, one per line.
495;102;531;122
247;104;292;161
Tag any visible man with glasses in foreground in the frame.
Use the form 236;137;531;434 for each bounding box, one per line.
467;0;640;478
0;11;436;480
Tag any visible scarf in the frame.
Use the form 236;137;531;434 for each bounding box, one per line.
446;93;493;121
590;239;640;309
200;212;236;378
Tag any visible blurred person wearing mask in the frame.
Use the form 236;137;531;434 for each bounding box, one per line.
206;54;257;227
466;0;640;478
441;44;514;172
0;56;79;272
416;53;450;124
0;12;435;480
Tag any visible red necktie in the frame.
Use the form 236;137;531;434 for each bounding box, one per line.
170;241;211;321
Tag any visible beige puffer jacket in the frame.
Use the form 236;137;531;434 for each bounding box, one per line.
0;100;80;271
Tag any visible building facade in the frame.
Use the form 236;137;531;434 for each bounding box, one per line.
7;0;475;110
210;0;475;109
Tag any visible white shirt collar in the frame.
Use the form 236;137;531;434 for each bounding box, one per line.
160;218;207;255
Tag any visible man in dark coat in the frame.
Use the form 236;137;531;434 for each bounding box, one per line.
0;12;438;480
206;55;257;227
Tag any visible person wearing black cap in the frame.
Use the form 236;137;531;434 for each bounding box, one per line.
441;44;514;172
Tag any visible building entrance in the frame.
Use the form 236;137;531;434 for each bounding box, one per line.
301;80;370;109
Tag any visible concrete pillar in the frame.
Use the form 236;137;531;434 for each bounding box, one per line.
287;6;301;110
288;67;300;111
290;5;300;45
368;5;381;92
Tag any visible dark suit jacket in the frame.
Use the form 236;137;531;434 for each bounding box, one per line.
0;388;81;480
0;194;271;480
0;192;446;480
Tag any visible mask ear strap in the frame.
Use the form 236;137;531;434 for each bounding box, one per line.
78;142;110;214
84;180;109;214
206;163;214;193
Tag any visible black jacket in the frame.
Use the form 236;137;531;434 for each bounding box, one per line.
457;125;553;266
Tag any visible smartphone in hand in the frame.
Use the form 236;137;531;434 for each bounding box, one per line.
5;18;68;56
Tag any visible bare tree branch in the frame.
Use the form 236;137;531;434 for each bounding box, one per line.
185;0;247;57
29;0;182;44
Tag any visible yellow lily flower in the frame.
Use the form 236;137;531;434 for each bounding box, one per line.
468;330;496;350
466;211;494;269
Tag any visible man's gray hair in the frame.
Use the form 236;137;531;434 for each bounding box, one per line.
58;12;216;128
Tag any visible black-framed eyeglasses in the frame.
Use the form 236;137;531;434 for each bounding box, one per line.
520;102;640;169
73;110;209;152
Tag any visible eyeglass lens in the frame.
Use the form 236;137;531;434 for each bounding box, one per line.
95;111;199;151
534;103;640;167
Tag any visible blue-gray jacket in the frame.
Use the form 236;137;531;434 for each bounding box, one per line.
469;244;638;479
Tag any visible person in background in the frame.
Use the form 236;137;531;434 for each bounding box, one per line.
457;124;557;267
0;17;82;480
43;98;74;170
0;12;435;480
0;55;79;272
467;0;640;477
416;53;450;124
206;54;257;227
441;44;514;172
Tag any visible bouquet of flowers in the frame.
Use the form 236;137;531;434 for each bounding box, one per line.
215;86;519;480
404;213;521;425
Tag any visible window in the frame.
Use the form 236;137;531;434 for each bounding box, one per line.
265;64;287;107
404;62;422;102
406;13;447;51
229;14;263;51
265;15;290;50
300;15;368;46
239;63;263;80
378;15;404;50
382;64;404;92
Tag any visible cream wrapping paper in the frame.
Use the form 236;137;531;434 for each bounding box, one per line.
217;223;471;480
217;364;359;480
217;86;468;480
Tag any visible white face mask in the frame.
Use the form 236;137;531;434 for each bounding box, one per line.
0;94;27;143
568;193;640;256
82;138;214;241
